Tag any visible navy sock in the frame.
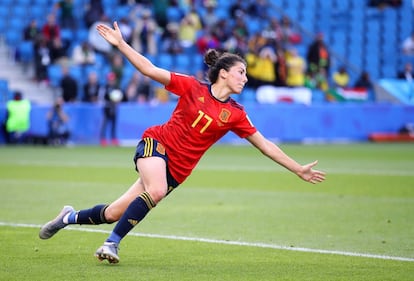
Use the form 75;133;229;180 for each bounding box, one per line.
107;192;156;244
76;204;109;225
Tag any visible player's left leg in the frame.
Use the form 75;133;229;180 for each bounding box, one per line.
39;178;145;240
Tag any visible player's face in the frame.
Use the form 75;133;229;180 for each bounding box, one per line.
226;62;248;94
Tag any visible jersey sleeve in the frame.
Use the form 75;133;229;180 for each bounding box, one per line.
165;72;196;97
231;112;257;138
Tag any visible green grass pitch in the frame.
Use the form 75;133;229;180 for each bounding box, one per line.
0;143;413;280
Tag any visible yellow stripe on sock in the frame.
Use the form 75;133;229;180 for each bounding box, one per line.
139;192;156;209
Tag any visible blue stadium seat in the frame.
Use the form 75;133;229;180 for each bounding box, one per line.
157;53;174;70
18;41;34;63
4;30;22;49
0;79;10;104
47;64;63;87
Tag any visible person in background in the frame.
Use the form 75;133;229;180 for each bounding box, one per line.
60;66;78;102
285;48;306;87
397;62;414;81
125;71;152;103
34;36;51;83
306;33;330;75
100;72;124;146
332;66;350;88
47;97;70;145
354;71;373;89
131;8;159;56
83;71;103;103
39;21;326;264
72;41;96;66
4;91;31;144
402;32;414;56
23;19;41;42
42;14;61;44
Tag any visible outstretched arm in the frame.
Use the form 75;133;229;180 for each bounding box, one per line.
96;21;171;86
246;132;326;184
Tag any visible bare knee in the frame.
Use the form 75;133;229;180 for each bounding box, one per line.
146;187;167;204
103;205;123;223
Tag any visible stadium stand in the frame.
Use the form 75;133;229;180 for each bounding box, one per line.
0;0;412;105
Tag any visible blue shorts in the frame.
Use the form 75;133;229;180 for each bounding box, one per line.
133;137;179;195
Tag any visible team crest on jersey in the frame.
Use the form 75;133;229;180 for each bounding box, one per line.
156;143;166;155
219;108;231;123
198;96;205;103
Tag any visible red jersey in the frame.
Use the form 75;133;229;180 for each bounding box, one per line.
142;73;257;183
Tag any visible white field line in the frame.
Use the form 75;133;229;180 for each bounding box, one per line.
1;221;413;263
2;159;414;176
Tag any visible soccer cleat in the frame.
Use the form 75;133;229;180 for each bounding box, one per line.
95;242;120;264
39;205;75;239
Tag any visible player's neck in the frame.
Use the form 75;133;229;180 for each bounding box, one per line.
211;84;230;102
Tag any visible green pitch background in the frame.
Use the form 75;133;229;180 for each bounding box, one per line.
0;143;413;280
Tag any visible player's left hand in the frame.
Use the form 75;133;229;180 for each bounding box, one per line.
298;160;326;184
96;21;124;47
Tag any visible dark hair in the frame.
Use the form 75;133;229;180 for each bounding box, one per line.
204;49;246;83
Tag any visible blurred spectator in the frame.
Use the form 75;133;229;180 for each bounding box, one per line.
49;37;70;65
100;72;124;146
232;16;249;40
223;29;249;55
273;44;287;87
34;36;51;83
402;32;414;56
84;0;104;28
131;8;159;56
285;48;306;87
55;0;76;29
261;18;283;46
125;71;152;103
179;12;202;50
72;41;96;66
305;69;329;92
280;16;301;46
306;33;330;74
152;0;169;29
332;66;350;88
229;0;246;18
368;0;402;8
118;17;133;45
88;15;112;57
245;46;277;89
211;19;231;43
42;14;61;44
23;19;41;42
3;91;31;144
83;71;103;103
354;71;373;89
196;28;220;55
59;66;78;102
47;97;70;145
201;1;218;30
247;0;269;19
397;62;414;81
110;52;125;89
162;22;184;54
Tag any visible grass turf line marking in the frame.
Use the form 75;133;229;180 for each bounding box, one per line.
1;222;413;263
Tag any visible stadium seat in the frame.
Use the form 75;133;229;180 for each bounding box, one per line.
0;79;10;104
47;64;63;87
18;41;34;63
4;30;22;49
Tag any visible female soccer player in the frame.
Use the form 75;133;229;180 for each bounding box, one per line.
39;21;326;264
